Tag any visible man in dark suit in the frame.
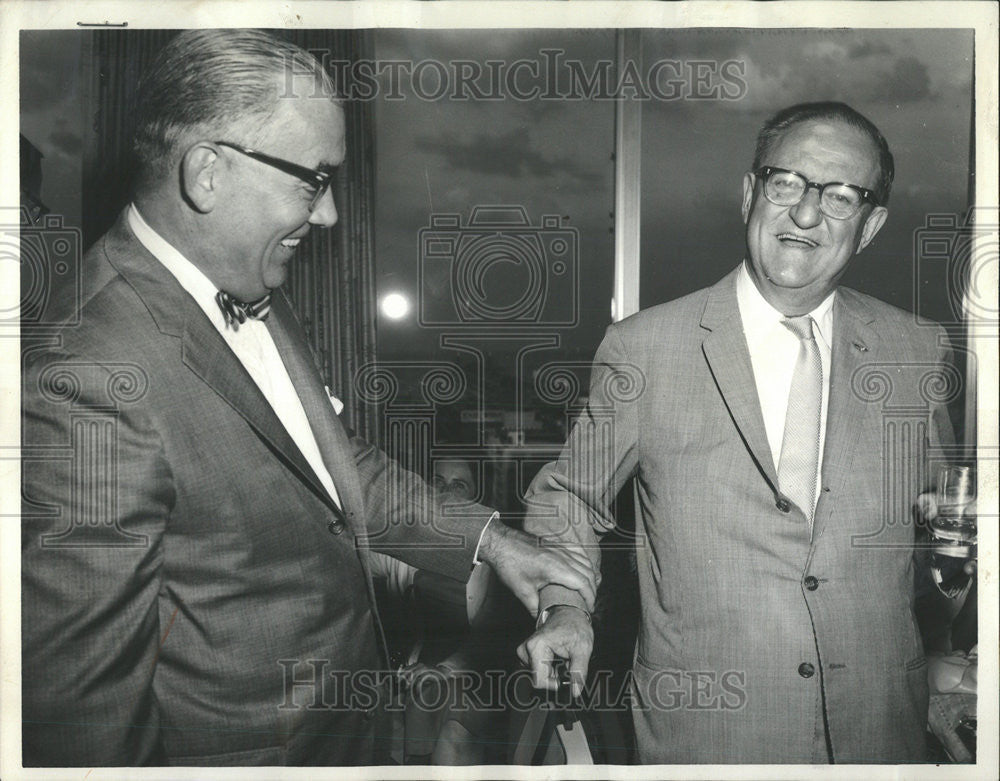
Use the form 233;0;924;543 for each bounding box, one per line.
519;102;956;763
21;30;596;767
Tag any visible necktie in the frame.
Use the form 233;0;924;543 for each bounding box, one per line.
216;290;271;330
777;315;822;520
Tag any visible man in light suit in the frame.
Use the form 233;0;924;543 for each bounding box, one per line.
21;30;596;767
519;102;956;763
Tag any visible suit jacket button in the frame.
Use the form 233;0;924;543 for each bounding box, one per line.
804;576;819;591
798;662;815;678
327;519;345;535
776;498;791;513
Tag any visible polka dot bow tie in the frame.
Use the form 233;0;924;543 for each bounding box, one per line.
215;290;271;330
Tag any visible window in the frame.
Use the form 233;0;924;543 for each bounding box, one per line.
372;30;617;512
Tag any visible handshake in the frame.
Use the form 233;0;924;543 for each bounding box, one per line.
479;521;600;697
476;521;597;698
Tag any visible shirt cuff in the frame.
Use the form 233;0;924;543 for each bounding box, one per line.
536;603;592;629
538;583;589;615
472;512;499;566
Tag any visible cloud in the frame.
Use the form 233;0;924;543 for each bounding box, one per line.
848;40;894;59
675;29;969;115
889;56;932;102
20;31;83;113
47;129;83;157
731;46;940;111
414;125;603;185
20;55;74;114
376;28;613;72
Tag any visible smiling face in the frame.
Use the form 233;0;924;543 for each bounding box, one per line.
209;78;345;300
741;119;888;314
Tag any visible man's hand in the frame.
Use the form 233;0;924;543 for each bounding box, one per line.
477;521;597;617
516;606;594;697
916;491;938;526
917;492;977;577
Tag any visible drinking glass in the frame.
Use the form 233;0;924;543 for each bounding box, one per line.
932;466;977;557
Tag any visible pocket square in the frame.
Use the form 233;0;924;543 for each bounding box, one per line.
324;386;344;415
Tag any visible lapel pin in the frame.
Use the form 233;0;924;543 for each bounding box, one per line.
853;341;869;353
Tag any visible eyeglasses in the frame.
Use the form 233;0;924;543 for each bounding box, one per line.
215;141;334;211
754;166;880;220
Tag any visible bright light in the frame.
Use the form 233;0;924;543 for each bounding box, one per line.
380;292;410;320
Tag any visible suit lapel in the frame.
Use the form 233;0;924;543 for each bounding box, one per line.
101;211;342;516
181;311;345;516
264;297;391;660
813;291;879;539
699;269;779;491
266;292;364;527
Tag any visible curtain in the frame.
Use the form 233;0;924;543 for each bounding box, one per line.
84;28;379;441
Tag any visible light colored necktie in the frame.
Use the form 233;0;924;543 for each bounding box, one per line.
777;316;822;520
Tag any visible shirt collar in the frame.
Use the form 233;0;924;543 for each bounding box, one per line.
127;203;228;328
736;260;835;347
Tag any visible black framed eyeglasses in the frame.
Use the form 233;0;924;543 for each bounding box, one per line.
754;166;880;220
215;141;334;212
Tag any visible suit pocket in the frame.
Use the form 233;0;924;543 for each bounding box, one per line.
904;654;928;672
631;652;696;713
635;650;659;671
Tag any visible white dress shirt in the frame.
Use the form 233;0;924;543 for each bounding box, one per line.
128;204;343;509
736;261;834;504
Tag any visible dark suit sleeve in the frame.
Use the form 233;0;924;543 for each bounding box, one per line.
22;350;172;766
350;436;493;582
523;325;643;613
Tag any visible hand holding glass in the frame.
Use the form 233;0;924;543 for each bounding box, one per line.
931;466;977;557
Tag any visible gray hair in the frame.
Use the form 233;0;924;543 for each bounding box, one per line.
133;29;337;188
752;101;894;206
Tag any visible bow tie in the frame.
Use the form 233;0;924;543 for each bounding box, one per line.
215;290;271;330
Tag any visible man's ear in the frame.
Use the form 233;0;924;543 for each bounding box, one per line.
741;172;755;224
856;206;888;253
180;143;221;213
